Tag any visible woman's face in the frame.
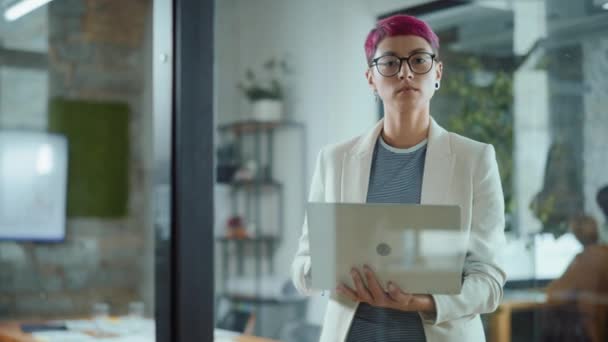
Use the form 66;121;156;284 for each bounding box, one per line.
366;35;442;111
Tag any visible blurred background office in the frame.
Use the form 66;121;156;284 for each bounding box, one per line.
212;0;608;341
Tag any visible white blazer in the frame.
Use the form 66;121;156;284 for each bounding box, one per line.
292;118;507;342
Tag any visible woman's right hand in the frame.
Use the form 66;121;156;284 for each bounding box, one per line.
336;265;436;314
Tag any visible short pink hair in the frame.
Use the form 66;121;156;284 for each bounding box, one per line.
364;14;440;65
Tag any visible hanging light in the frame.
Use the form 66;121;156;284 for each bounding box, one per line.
4;0;54;22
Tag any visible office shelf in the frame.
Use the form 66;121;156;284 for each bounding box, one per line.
218;120;304;135
215;119;307;337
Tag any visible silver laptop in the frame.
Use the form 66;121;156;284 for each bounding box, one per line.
307;202;465;295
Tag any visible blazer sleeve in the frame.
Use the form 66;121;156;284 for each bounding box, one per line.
423;144;507;325
291;148;326;296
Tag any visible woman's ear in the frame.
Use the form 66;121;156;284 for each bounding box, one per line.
435;61;443;84
365;68;375;91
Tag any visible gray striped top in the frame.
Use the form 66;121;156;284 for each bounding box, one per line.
346;136;428;342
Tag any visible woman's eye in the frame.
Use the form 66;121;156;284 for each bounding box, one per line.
384;61;398;67
413;58;427;64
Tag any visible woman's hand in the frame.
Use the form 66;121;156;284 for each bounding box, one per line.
336;265;436;314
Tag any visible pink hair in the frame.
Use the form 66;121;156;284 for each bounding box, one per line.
364;14;440;65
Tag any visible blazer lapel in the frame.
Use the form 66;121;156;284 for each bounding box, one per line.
341;120;384;203
421;118;454;205
340;118;454;205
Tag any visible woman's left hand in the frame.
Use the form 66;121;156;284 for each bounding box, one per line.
336;265;436;314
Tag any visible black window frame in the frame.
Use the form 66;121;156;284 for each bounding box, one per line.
155;0;215;340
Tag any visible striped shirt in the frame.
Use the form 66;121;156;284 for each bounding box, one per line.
346;135;428;342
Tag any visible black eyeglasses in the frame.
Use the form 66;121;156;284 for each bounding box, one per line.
370;52;436;77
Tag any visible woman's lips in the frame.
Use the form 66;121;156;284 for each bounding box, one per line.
395;86;419;94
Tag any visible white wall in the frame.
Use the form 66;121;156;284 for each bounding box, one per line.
214;0;385;328
512;0;549;236
214;0;378;283
367;0;433;16
583;37;608;232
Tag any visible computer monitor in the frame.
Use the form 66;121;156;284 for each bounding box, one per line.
0;131;68;241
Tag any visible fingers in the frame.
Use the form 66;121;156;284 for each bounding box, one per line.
386;282;414;308
336;283;359;302
363;265;388;302
351;268;373;302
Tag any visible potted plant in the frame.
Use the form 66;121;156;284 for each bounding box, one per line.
237;58;289;122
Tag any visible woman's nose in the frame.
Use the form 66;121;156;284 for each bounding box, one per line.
398;62;414;80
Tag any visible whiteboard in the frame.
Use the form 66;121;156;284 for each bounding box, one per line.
0;131;68;241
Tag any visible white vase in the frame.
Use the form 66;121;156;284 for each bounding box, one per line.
251;99;283;122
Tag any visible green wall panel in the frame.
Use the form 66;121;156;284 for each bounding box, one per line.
48;98;129;217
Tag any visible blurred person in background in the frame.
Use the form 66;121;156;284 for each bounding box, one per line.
544;186;608;342
597;185;608;244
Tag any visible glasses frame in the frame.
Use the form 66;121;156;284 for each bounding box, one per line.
370;52;437;77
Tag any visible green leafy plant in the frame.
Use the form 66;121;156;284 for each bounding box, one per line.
442;57;514;230
529;142;584;238
237;58;289;101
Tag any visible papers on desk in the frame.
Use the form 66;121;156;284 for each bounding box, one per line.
32;331;94;342
31;318;155;341
29;320;254;342
225;275;302;300
215;328;241;342
503;289;547;303
32;331;153;342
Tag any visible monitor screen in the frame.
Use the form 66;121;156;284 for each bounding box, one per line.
0;131;68;241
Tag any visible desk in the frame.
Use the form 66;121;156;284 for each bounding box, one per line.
0;321;279;342
489;289;547;342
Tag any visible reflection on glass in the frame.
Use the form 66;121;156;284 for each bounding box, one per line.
0;1;156;341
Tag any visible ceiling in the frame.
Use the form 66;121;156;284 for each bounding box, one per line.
0;0;48;53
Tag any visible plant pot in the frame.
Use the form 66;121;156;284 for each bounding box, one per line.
251;99;283;122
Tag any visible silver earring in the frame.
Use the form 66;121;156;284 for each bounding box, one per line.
435;82;440;90
373;90;380;102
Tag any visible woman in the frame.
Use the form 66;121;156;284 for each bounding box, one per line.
291;15;506;341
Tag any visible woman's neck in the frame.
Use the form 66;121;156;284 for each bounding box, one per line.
382;106;430;149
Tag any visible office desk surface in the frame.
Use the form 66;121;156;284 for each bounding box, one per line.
0;321;279;342
489;289;547;342
0;322;35;342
